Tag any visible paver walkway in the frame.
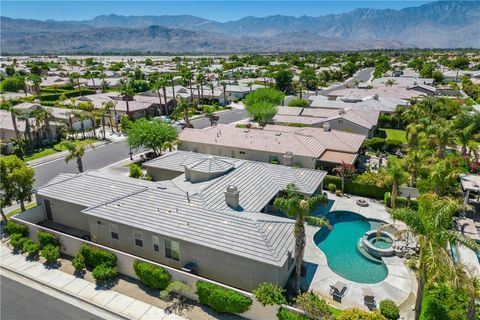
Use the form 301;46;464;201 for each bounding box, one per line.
0;243;185;320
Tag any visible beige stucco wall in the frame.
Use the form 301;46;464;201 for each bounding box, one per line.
35;195;90;233
327;119;372;138
88;216;292;292
144;167;182;181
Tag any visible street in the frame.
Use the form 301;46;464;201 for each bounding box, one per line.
0;275;103;320
191;108;248;128
322;67;374;95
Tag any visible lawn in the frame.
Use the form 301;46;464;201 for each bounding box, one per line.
6;202;38;219
23;138;99;162
379;128;407;143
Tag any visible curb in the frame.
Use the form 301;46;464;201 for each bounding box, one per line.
0;263;131;320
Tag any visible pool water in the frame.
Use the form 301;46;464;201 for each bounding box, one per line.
371;237;393;249
313;211;388;283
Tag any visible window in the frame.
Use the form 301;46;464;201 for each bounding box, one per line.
133;230;143;247
97;220;102;225
239;151;246;155
269;155;279;163
165;239;180;261
231;150;236;158
110;224;119;240
152;235;160;252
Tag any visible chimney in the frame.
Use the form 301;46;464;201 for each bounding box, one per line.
224;185;239;209
323;122;331;132
283;151;293;166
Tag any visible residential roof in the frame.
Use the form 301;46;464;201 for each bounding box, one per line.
182;156;235;174
460;174;480;192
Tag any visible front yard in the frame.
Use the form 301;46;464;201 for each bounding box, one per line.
23;138;99;162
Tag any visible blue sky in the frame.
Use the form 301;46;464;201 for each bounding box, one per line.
1;1;432;22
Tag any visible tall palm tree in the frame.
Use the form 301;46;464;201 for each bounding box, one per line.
220;81;227;106
150;80;163;116
119;80;135;119
182;70;195;103
274;183;330;292
27;74;42;98
63;142;89;173
383;196;478;320
166;73;176;109
69;72;82;95
173;97;194;128
387;161;407;209
0;101;21;141
196;73;205;103
158;75;170;115
16;110;33;152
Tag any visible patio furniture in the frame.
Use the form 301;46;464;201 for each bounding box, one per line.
181;261;197;275
330;281;347;302
362;287;376;310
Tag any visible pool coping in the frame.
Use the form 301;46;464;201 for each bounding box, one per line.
304;193;416;311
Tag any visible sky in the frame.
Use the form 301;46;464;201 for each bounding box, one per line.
1;1;432;22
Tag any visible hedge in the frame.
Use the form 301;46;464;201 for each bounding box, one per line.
10;233;28;250
133;260;171;290
384;192;419;210
72;253;86;272
323;175;388;199
92;263;118;280
277;308;311;320
362;137;403;153
40;89;95;101
37;230;60;248
196;281;252;314
22;239;40;256
4;221;29;237
79;243;117;268
41;244;60;263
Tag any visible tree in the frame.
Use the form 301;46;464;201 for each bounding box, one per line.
172;97;194;128
119;80;135;119
0;100;21;141
300;67;317;90
274;69;294;93
63;142;88;173
0;76;26;93
294;291;332;319
127;118;178;157
0;155;35;213
69;72;82;94
273;183;330;291
244;87;284;107
387;161;407;209
333;161;356;195
245;102;277;126
27;74;42;97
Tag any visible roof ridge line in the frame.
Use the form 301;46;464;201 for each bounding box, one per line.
253;219;279;260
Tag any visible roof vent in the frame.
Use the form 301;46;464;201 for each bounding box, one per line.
275;132;282;136
323;122;331;132
338;108;346;115
373;94;379;100
225;185;240;209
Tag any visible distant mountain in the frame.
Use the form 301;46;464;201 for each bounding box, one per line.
1;1;479;54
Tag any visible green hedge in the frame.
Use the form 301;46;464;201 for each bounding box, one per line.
10;233;28;250
277;308;311;320
22;239;40;256
37;230;60;248
384;192;419;210
196;281;252;314
79;243;117;268
323;175;388;199
41;244;60;263
72;253;86;272
92;263;118;280
40;89;95;101
362;137;403;153
4;221;29;237
134;260;171;290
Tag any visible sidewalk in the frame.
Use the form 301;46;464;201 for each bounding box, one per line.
0;243;185;320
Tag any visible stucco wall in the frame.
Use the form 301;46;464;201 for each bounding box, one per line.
35;195;90;233
144;167;182;181
12;215;304;320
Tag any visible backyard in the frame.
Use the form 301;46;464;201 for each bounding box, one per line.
378;128;407;143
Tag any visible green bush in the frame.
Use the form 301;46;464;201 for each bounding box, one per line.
129;163;143;178
384;192;419;210
385;139;402;152
10;233;28;250
160;281;191;301
133;260;171;290
40;89;95;101
380;299;400;320
327;183;336;192
41;244;60;263
92;263;118;280
294;291;332;319
253;282;286;306
363;137;385;151
196;281;252;314
323;175;388;200
4;221;29;237
337;308;386;320
277;307;311;320
288;98;310;108
22;239;40;256
37;230;59;248
72;253;86;272
335;190;342;196
80;243;117;268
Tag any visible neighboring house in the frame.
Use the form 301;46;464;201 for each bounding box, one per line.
406;84;436;96
310;94;407;115
273;106;379;138
178;124;365;170
31;153;327;291
224;84;263;102
26;76;70;92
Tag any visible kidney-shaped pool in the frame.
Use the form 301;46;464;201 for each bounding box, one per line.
313;210;388;284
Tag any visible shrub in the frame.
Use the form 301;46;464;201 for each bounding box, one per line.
294;291;332;319
10;233;28;250
253;282;286;306
134;260;171;290
277;307;311;320
72;253;86;272
22;239;40;256
323;175;388;200
160;281;190;301
385;139;402;153
80;243;117;267
384;192;418;210
335;190;342;196
129;163;143;178
92;263;118;280
337;308;386;320
327;183;336;192
196;281;252;314
363;137;385;151
288;98;310;108
37;230;59;248
379;299;399;320
4;221;29;237
41;244;60;263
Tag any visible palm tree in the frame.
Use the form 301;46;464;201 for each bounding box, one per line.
119;80;135;119
387;161;407;209
173;97;194;128
16;110;33;152
69;72;82;95
72;111;87;139
150;80;163;116
182;70;195;103
385;79;397;87
196;73;205;103
166;73;176;109
27;74;42;98
0;101;21;141
382;196;478;320
162;140;178;153
220;81;227;106
403;150;421;187
273;183;330;292
63;142;89;173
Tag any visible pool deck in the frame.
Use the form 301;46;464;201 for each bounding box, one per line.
304;193;417;315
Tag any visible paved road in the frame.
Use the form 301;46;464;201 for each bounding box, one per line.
191;108;248;129
322;67;374;95
1;275;103;320
32;140;135;188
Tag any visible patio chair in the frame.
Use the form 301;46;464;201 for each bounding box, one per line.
362;287;376;310
330;281;347;302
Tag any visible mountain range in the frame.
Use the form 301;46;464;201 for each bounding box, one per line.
1;1;479;54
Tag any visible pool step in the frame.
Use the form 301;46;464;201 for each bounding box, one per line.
357;239;383;264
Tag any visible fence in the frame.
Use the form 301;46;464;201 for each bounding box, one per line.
12;214;304;320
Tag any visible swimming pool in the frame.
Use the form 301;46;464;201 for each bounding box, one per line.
313;210;388;283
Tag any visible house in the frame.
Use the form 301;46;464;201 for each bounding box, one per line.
272;106;379;138
31;153;327;291
310;94;407;115
178;124;365;170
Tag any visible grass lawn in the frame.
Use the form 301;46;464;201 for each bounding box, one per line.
23;138;98;162
330;307;342;317
6;202;38;219
379;128;407;143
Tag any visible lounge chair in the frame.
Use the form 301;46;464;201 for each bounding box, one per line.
362;287;376;310
330;281;347;302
